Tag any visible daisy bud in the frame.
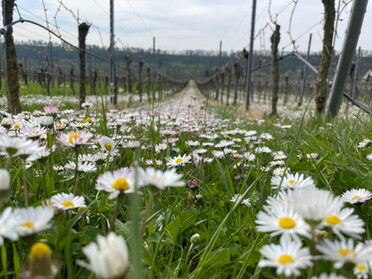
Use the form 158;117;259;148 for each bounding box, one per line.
0;169;10;204
190;233;200;244
28;242;54;277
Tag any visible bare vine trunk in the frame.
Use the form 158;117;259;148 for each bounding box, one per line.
138;60;144;103
125;56;132;93
78;22;90;107
270;24;281;117
315;0;335;113
226;66;231;105
2;0;21;114
233;61;239;106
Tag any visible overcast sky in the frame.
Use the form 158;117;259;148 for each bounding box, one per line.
3;0;372;54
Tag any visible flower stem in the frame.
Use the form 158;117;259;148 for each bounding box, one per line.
310;225;318;276
72;147;79;194
140;191;155;235
110;192;123;232
22;160;28;207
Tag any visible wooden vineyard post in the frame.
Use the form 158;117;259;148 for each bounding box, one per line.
78;22;90;108
125;56;132;94
233;60;240;106
138;60;144;103
146;67;151;102
220;71;225;103
270;24;281;117
226;66;232;106
70;68;75;95
315;0;335;113
2;0;21;114
298;33;312;106
283;73;289;105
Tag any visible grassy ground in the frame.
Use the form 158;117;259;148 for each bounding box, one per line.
0;82;371;278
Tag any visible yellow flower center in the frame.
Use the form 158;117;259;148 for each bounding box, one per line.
356;264;367;271
352;195;361;200
21;221;35;228
104;143;112;151
13;124;20;129
288;180;297;185
279;170;285;174
29;242;52;259
338;249;357;258
150;176;163;182
68;133;81;144
62;201;75;207
31;130;36;134
278;217;296;229
278;254;294;264
285;200;292;204
113;178;130;191
85;117;92;123
325;215;342;225
175;158;184;164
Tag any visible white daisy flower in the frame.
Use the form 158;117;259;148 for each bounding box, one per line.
259;234;312;276
194;148;208;154
254;146;272;154
49;193;86;211
166;154;191;167
273;151;287;160
64;161;97;173
230;194;251;207
96;168;137;199
80;232;129;279
317;239;372;269
27;146;51;163
99;136;118;155
322;208;365;239
56;131;93;147
357;139;372;148
271;172;315;190
341;189;372;204
144;159;163;166
139;167;185;190
265;190;295;211
0;207;19;245
260;133;273;140
212;150;224;159
185;140;199;146
21;126;47;139
243;152;255;161
306;153;319;159
256;203;310;239
273;167;290;176
0;135;40;158
292;188;343;224
354;263;370;279
14;206;54;237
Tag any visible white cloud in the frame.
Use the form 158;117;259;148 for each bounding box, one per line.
2;0;372;53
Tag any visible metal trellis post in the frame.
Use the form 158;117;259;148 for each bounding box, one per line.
245;0;257;111
325;0;368;117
